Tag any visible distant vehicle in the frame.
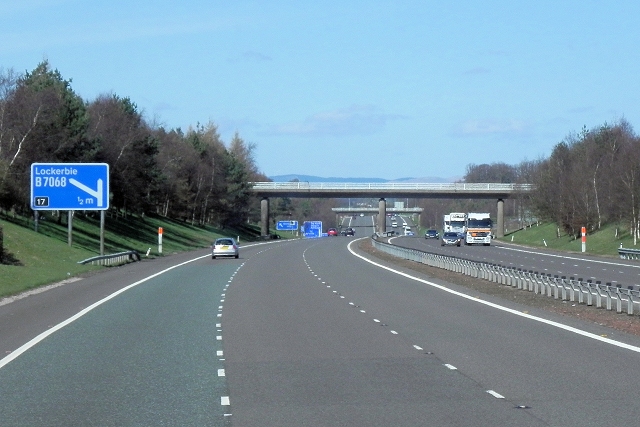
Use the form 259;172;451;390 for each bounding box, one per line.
391;221;398;228
341;227;355;236
327;228;338;236
425;229;439;239
465;213;492;245
444;212;467;234
212;237;239;259
404;226;413;236
359;213;364;217
441;232;462;247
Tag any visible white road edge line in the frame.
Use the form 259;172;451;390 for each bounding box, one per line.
497;245;640;269
486;390;505;399
347;238;640;354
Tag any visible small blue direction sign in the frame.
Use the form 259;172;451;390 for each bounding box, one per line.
276;220;299;231
31;163;110;210
302;221;322;238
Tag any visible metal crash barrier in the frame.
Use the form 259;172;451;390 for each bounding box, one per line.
78;251;141;266
618;247;640;260
372;235;640;316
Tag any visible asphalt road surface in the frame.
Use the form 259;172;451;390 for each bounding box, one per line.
2;236;640;426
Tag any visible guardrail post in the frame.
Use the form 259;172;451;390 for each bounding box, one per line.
627;289;636;315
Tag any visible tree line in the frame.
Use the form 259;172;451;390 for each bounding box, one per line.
0;61;266;228
416;118;640;243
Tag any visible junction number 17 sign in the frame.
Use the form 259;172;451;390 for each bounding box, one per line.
31;163;110;210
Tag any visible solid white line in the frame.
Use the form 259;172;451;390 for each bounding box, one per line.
497;245;640;269
347;239;640;353
486;390;504;399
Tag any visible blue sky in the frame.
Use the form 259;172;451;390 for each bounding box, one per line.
2;1;640;181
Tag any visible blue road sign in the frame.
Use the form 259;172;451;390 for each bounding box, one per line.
277;220;299;231
302;221;322;238
31;163;110;210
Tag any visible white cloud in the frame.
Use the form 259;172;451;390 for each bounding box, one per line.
452;118;530;137
267;105;406;137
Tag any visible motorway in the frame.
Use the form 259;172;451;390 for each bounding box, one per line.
1;216;640;426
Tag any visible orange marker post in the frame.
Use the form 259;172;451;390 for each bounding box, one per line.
158;227;163;254
581;226;586;253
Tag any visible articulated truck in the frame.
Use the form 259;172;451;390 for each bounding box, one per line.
465;213;492;245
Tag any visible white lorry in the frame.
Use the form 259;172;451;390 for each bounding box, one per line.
465;213;492;245
443;212;466;234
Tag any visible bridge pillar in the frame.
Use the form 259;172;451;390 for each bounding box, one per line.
496;198;504;238
260;197;270;237
378;198;386;234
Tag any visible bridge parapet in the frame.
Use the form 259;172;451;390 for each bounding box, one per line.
251;182;533;199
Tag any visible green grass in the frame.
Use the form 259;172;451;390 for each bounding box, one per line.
0;212;270;299
499;222;633;257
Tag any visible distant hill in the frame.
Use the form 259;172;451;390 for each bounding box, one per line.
268;174;459;183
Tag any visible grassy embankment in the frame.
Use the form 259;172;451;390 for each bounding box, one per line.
0;212;275;299
499;222;634;257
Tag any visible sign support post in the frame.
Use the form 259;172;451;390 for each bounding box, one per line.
68;211;73;246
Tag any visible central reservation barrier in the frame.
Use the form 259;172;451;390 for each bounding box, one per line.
371;235;640;316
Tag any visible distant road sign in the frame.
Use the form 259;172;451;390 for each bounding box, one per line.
31;163;110;210
277;220;299;231
302;221;322;238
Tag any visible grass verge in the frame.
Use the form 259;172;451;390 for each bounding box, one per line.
0;212;270;299
499;222;633;257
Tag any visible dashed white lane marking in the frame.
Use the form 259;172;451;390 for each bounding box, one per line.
347;239;640;353
390;330;398;334
444;364;457;370
486;390;505;399
218;369;225;377
216;336;222;341
413;345;423;350
221;396;230;405
217;350;223;356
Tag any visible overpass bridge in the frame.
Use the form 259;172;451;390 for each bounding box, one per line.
251;182;533;237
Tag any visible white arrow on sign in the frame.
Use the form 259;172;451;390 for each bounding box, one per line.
69;178;104;207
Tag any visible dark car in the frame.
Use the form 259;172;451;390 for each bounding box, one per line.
441;231;461;246
341;227;355;236
327;228;338;236
425;229;439;239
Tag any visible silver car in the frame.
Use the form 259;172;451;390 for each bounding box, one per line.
212;237;239;259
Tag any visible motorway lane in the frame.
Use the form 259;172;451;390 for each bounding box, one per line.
0;242;276;427
397;235;640;289
3;233;640;426
225;237;640;426
222;237;539;426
